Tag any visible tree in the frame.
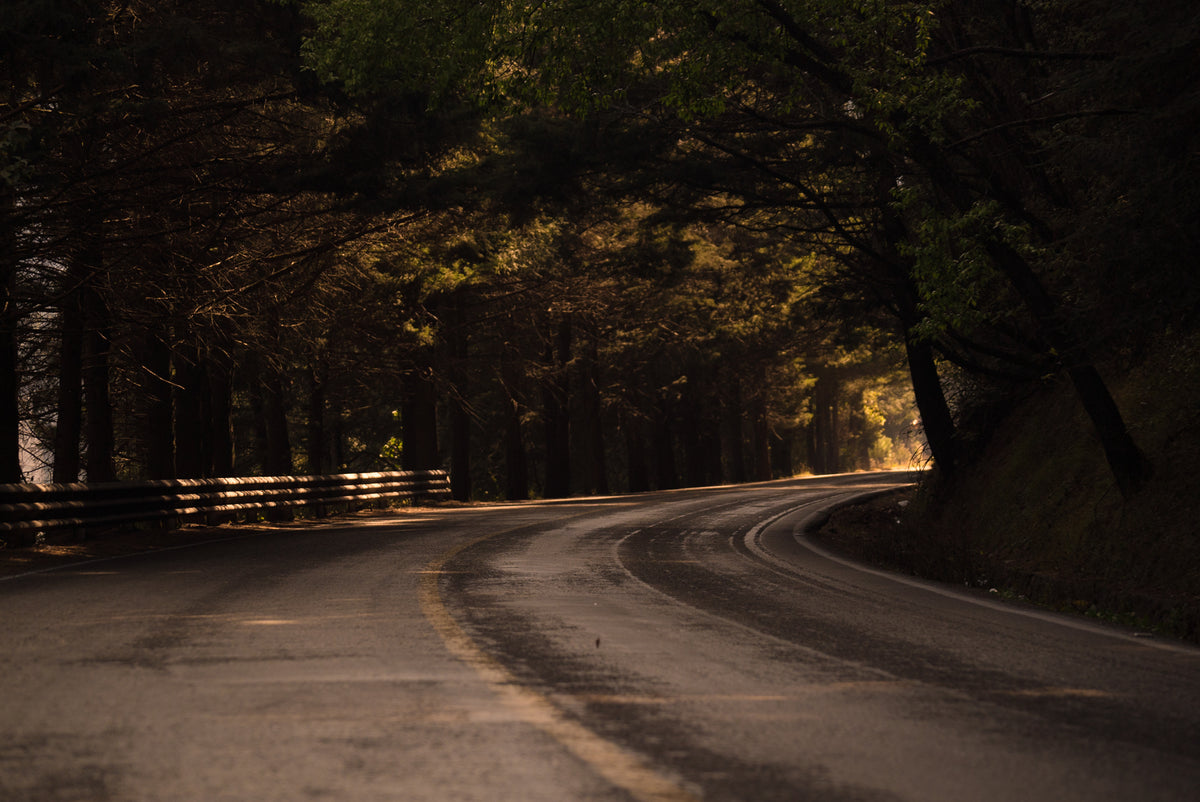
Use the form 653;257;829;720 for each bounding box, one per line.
472;0;1165;494
3;0;439;483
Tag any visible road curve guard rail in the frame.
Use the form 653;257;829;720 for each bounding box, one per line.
0;470;451;547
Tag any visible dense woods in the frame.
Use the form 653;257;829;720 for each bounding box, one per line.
3;1;1196;513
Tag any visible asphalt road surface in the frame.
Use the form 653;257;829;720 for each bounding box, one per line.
2;472;1198;801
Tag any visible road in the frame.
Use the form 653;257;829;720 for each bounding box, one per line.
2;472;1198;801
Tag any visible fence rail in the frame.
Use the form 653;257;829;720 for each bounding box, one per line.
0;470;451;547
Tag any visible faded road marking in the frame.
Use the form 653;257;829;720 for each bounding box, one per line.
420;524;700;802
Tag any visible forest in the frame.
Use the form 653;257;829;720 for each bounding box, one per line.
3;1;1197;545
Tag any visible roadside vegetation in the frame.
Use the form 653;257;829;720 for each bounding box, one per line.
821;329;1200;642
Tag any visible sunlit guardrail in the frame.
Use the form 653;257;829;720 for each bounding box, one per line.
0;470;451;547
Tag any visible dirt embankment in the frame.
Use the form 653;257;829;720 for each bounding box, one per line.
814;330;1200;645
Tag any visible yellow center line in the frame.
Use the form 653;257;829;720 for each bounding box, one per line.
418;521;700;802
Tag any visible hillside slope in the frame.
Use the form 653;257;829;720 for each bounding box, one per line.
819;330;1200;642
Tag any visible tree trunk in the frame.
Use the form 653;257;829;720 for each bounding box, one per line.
912;135;1148;495
329;409;346;473
262;371;292;476
401;368;439;471
904;335;959;477
623;411;650;493
504;398;529;501
652;401;681;489
0;286;19;483
770;429;794;478
81;282;115;482
721;376;747;484
0;192;21;483
810;366;841;475
259;369;293;520
751;389;772;481
578;335;608;495
450;398;471;501
141;332;175;479
248;366;270;475
990;241;1150;496
173;340;208;479
446;302;472;501
207;352;234;477
679;399;704;487
306;359;327;475
871;149;959;479
847;388;872;471
53;286;84;483
542;316;572;498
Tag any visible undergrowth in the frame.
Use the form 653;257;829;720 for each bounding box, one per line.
817;330;1200;644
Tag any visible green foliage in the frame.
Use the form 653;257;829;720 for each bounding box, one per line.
829;0;970;141
295;0;497;102
895;196;1021;341
8;0;1185;507
379;434;403;468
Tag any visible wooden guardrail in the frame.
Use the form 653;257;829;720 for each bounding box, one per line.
0;470;451;547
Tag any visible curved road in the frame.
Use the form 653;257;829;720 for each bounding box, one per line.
2;473;1198;800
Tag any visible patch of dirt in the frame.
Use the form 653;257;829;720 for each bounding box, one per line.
810;487;955;579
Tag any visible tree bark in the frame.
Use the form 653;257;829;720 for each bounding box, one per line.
990;241;1150;496
751;389;772;481
721;376;747;484
542;316;572;497
911;133;1148;495
173;339;208;479
262;371;292;476
0;286;19;483
0;192;20;483
141;332;175;479
260;369;293;520
53;286;84;483
679;400;704;487
578;335;608;495
329;409;346;474
207;352;234;477
248;365;270;476
401;368;439;471
504;398;529;501
306;358;327;475
450;397;471;501
770;429;794;478
904;335;959;477
847;388;872;471
81;282;115;482
652;401;678;490
810;366;841;475
446;301;472;501
261;376;289;475
622;411;650;492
